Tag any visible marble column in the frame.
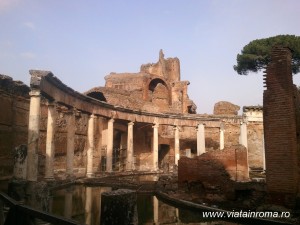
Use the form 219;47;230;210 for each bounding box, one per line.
86;114;95;177
174;126;180;165
106;118;114;172
219;123;225;150
126;121;134;171
152;123;159;171
45;101;56;180
197;124;205;156
27;89;41;181
239;122;248;148
66;109;76;177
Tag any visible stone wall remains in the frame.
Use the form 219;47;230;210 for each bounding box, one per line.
178;145;249;184
0;75;30;179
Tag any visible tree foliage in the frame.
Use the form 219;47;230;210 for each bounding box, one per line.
234;35;300;75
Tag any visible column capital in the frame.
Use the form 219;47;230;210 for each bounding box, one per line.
152;122;159;128
89;114;96;119
108;118;115;123
220;123;225;131
196;123;205;131
46;100;56;107
173;125;181;131
128;121;134;126
29;89;41;97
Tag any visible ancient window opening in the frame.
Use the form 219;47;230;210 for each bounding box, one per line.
149;78;167;92
158;144;170;171
87;92;107;102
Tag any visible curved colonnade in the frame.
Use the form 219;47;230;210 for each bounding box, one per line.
26;70;244;181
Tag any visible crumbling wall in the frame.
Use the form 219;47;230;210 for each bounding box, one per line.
140;49;180;82
214;101;240;115
263;46;299;207
0;75;30;179
178;145;249;184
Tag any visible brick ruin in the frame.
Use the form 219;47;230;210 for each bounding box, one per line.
263;46;300;207
85;50;197;114
0;51;265;184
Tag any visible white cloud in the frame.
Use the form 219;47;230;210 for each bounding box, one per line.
20;52;36;59
22;21;36;30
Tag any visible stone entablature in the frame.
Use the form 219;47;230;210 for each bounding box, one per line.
243;106;263;122
32;70;239;127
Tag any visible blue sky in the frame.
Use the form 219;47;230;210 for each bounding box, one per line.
1;0;300;114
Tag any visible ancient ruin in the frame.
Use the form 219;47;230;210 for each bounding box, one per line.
1;48;300;224
0;51;265;181
263;46;300;207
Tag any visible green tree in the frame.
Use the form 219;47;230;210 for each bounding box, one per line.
234;35;300;75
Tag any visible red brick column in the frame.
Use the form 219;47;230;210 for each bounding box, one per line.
263;46;299;207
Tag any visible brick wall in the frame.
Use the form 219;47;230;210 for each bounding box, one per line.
263;46;299;206
0;75;30;179
178;145;249;185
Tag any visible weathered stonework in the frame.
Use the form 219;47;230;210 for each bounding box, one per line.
263;46;300;207
85;50;196;114
214;101;240;115
0;51;265;180
0;75;30;179
178;145;249;184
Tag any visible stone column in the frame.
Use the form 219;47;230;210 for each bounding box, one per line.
219;123;225;150
239;122;248;148
27;89;41;181
106;118;114;172
174;126;180;165
126;121;134;171
66;109;76;177
45;101;56;180
152;123;159;171
196;124;205;156
86;114;95;178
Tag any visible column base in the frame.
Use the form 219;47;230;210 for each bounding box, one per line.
86;173;95;178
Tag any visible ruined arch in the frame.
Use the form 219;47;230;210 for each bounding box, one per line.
86;91;107;102
144;78;172;105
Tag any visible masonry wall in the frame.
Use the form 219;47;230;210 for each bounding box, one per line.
0;75;30;179
178;145;249;184
263;46;299;206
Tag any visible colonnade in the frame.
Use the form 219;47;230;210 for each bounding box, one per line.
26;92;249;181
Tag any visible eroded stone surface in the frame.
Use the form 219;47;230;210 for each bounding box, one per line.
214;101;240;115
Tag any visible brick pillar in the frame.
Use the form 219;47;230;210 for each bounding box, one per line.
45;101;56;180
263;46;299;207
27;89;41;181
